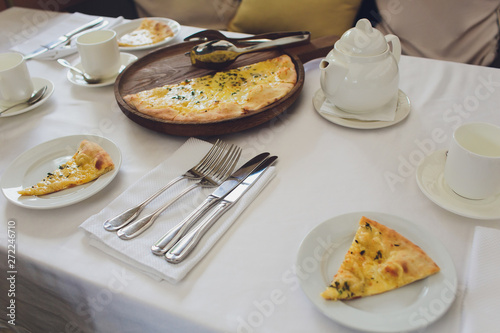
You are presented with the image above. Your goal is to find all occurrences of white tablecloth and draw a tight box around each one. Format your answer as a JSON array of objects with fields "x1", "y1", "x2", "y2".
[{"x1": 1, "y1": 7, "x2": 499, "y2": 333}]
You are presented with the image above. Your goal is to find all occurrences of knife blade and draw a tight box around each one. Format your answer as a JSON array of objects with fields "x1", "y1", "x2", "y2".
[
  {"x1": 151, "y1": 152, "x2": 271, "y2": 255},
  {"x1": 165, "y1": 155, "x2": 277, "y2": 263},
  {"x1": 23, "y1": 17, "x2": 104, "y2": 60}
]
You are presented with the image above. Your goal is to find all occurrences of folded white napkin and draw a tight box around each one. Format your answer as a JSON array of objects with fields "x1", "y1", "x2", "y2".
[
  {"x1": 461, "y1": 226, "x2": 500, "y2": 332},
  {"x1": 320, "y1": 93, "x2": 398, "y2": 122},
  {"x1": 12, "y1": 13, "x2": 124, "y2": 60},
  {"x1": 79, "y1": 137, "x2": 276, "y2": 283}
]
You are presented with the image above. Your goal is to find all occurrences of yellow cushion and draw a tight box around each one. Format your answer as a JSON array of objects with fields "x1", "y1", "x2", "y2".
[{"x1": 227, "y1": 0, "x2": 363, "y2": 38}]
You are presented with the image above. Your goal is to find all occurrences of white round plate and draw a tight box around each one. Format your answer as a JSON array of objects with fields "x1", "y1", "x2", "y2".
[
  {"x1": 67, "y1": 52, "x2": 137, "y2": 87},
  {"x1": 416, "y1": 149, "x2": 500, "y2": 220},
  {"x1": 0, "y1": 77, "x2": 54, "y2": 117},
  {"x1": 296, "y1": 211, "x2": 457, "y2": 332},
  {"x1": 313, "y1": 89, "x2": 411, "y2": 129},
  {"x1": 1, "y1": 135, "x2": 121, "y2": 209},
  {"x1": 112, "y1": 17, "x2": 181, "y2": 51}
]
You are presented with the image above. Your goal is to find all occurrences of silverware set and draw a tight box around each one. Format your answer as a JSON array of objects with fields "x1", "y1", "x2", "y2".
[
  {"x1": 164, "y1": 155, "x2": 277, "y2": 263},
  {"x1": 117, "y1": 142, "x2": 241, "y2": 239},
  {"x1": 23, "y1": 17, "x2": 106, "y2": 60},
  {"x1": 103, "y1": 140, "x2": 277, "y2": 263}
]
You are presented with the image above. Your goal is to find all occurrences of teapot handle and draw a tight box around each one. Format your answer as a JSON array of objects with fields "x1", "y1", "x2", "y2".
[{"x1": 385, "y1": 34, "x2": 401, "y2": 63}]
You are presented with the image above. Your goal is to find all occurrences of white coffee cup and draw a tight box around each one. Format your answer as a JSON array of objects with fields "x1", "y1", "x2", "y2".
[
  {"x1": 0, "y1": 52, "x2": 34, "y2": 106},
  {"x1": 76, "y1": 29, "x2": 121, "y2": 79},
  {"x1": 444, "y1": 122, "x2": 500, "y2": 199}
]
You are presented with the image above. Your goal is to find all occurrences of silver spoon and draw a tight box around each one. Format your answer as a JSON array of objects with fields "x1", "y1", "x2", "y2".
[
  {"x1": 56, "y1": 59, "x2": 102, "y2": 84},
  {"x1": 188, "y1": 33, "x2": 310, "y2": 70},
  {"x1": 0, "y1": 85, "x2": 47, "y2": 115}
]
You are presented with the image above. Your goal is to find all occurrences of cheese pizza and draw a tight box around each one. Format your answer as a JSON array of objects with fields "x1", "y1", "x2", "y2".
[
  {"x1": 123, "y1": 54, "x2": 297, "y2": 123},
  {"x1": 18, "y1": 140, "x2": 115, "y2": 196},
  {"x1": 321, "y1": 216, "x2": 440, "y2": 301},
  {"x1": 118, "y1": 18, "x2": 174, "y2": 47}
]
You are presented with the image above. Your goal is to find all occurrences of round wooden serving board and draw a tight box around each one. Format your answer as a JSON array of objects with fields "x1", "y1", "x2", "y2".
[{"x1": 114, "y1": 35, "x2": 338, "y2": 137}]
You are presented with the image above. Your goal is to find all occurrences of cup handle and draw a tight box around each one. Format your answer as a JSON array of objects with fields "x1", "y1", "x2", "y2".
[{"x1": 385, "y1": 34, "x2": 401, "y2": 63}]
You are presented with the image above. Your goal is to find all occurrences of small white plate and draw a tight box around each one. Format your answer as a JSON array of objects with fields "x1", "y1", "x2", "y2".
[
  {"x1": 1, "y1": 135, "x2": 121, "y2": 209},
  {"x1": 113, "y1": 17, "x2": 181, "y2": 51},
  {"x1": 416, "y1": 149, "x2": 500, "y2": 220},
  {"x1": 313, "y1": 89, "x2": 411, "y2": 129},
  {"x1": 296, "y1": 211, "x2": 457, "y2": 333},
  {"x1": 67, "y1": 52, "x2": 137, "y2": 87},
  {"x1": 0, "y1": 77, "x2": 54, "y2": 117}
]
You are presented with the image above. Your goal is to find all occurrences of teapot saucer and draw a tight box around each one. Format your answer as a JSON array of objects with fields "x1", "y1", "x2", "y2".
[{"x1": 313, "y1": 89, "x2": 411, "y2": 129}]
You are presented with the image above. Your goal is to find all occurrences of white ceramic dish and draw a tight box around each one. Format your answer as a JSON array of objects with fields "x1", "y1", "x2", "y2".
[
  {"x1": 296, "y1": 211, "x2": 457, "y2": 332},
  {"x1": 67, "y1": 52, "x2": 137, "y2": 87},
  {"x1": 313, "y1": 89, "x2": 411, "y2": 129},
  {"x1": 1, "y1": 135, "x2": 121, "y2": 209},
  {"x1": 416, "y1": 149, "x2": 500, "y2": 220},
  {"x1": 113, "y1": 17, "x2": 181, "y2": 51},
  {"x1": 0, "y1": 77, "x2": 54, "y2": 117}
]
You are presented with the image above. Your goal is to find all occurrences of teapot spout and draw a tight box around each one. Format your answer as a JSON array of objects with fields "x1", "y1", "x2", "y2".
[{"x1": 319, "y1": 59, "x2": 348, "y2": 98}]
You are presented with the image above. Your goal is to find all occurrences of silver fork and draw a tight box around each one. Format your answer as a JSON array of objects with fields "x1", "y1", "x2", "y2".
[
  {"x1": 103, "y1": 140, "x2": 228, "y2": 231},
  {"x1": 116, "y1": 144, "x2": 242, "y2": 240}
]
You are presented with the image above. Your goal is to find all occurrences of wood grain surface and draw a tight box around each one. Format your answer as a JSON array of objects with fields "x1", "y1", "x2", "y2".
[{"x1": 114, "y1": 34, "x2": 338, "y2": 137}]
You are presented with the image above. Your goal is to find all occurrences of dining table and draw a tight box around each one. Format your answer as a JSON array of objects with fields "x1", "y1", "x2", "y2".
[{"x1": 1, "y1": 6, "x2": 500, "y2": 333}]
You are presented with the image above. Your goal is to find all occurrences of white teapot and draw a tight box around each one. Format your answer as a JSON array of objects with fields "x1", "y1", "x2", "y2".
[{"x1": 319, "y1": 19, "x2": 401, "y2": 114}]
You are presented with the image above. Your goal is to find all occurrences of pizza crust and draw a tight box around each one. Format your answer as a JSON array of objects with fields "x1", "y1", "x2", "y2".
[
  {"x1": 321, "y1": 216, "x2": 440, "y2": 301},
  {"x1": 123, "y1": 54, "x2": 297, "y2": 123},
  {"x1": 244, "y1": 82, "x2": 295, "y2": 110}
]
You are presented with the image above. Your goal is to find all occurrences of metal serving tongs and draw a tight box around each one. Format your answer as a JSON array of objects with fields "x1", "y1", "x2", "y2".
[
  {"x1": 185, "y1": 30, "x2": 311, "y2": 70},
  {"x1": 184, "y1": 29, "x2": 310, "y2": 45}
]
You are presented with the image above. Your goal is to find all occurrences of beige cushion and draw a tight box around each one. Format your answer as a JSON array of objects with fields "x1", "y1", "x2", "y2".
[{"x1": 227, "y1": 0, "x2": 363, "y2": 38}]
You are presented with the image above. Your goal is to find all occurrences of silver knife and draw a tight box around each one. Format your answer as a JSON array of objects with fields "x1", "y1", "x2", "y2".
[
  {"x1": 165, "y1": 156, "x2": 277, "y2": 263},
  {"x1": 24, "y1": 17, "x2": 104, "y2": 60},
  {"x1": 151, "y1": 152, "x2": 271, "y2": 255}
]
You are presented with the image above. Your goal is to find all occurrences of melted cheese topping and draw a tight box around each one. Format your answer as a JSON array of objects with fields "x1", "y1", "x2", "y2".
[
  {"x1": 321, "y1": 217, "x2": 440, "y2": 301},
  {"x1": 124, "y1": 55, "x2": 296, "y2": 122},
  {"x1": 18, "y1": 141, "x2": 114, "y2": 196},
  {"x1": 19, "y1": 159, "x2": 97, "y2": 196},
  {"x1": 118, "y1": 19, "x2": 173, "y2": 47}
]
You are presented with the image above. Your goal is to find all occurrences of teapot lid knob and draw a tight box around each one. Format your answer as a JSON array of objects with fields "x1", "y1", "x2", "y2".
[{"x1": 336, "y1": 18, "x2": 388, "y2": 56}]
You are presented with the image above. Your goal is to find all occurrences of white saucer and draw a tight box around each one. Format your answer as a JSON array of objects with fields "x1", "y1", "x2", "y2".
[
  {"x1": 0, "y1": 77, "x2": 54, "y2": 117},
  {"x1": 67, "y1": 52, "x2": 137, "y2": 87},
  {"x1": 1, "y1": 134, "x2": 121, "y2": 209},
  {"x1": 113, "y1": 17, "x2": 181, "y2": 51},
  {"x1": 313, "y1": 89, "x2": 411, "y2": 129},
  {"x1": 416, "y1": 149, "x2": 500, "y2": 220}
]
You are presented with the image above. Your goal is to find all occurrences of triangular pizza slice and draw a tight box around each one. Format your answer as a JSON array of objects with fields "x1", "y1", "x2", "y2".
[
  {"x1": 118, "y1": 18, "x2": 174, "y2": 47},
  {"x1": 18, "y1": 140, "x2": 114, "y2": 196},
  {"x1": 321, "y1": 216, "x2": 440, "y2": 300}
]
